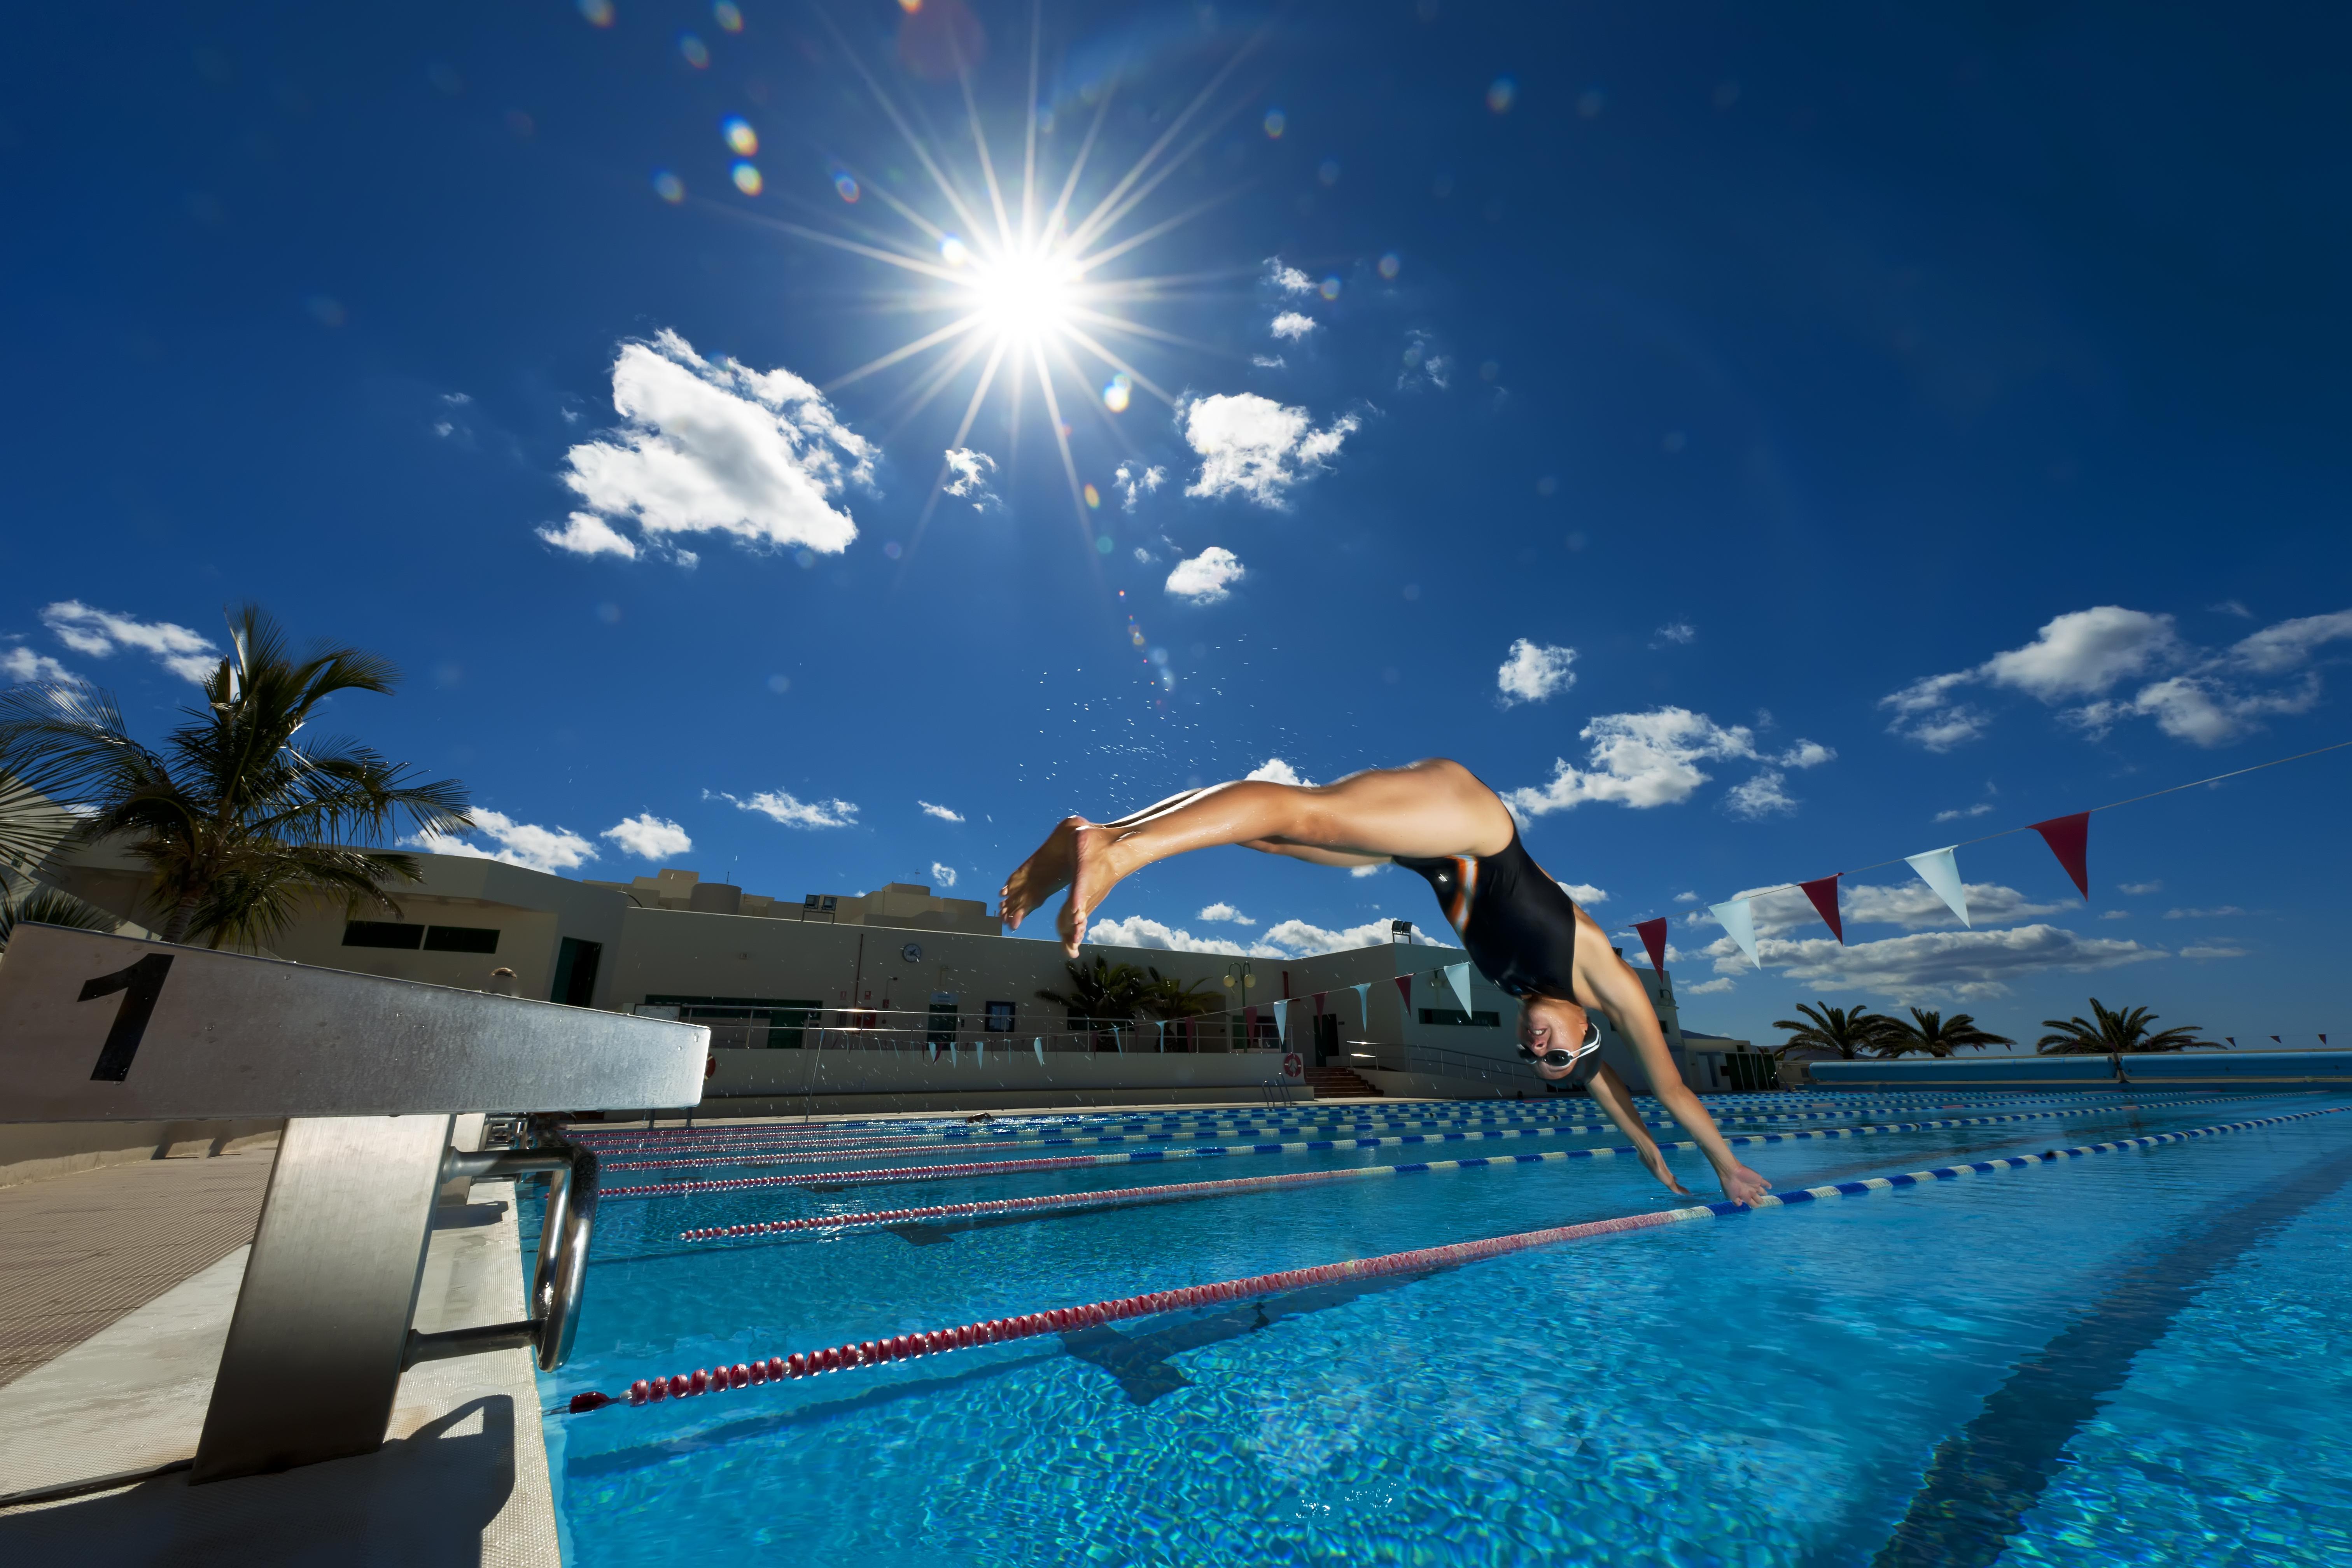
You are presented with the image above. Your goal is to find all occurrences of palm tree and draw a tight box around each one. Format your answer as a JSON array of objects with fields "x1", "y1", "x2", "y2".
[
  {"x1": 0, "y1": 606, "x2": 470, "y2": 950},
  {"x1": 0, "y1": 771, "x2": 79, "y2": 880},
  {"x1": 1036, "y1": 954, "x2": 1153, "y2": 1026},
  {"x1": 2037, "y1": 998, "x2": 2220, "y2": 1055},
  {"x1": 1771, "y1": 1002, "x2": 1902, "y2": 1061},
  {"x1": 0, "y1": 878, "x2": 119, "y2": 953},
  {"x1": 1139, "y1": 967, "x2": 1220, "y2": 1022},
  {"x1": 1874, "y1": 1008, "x2": 2015, "y2": 1059}
]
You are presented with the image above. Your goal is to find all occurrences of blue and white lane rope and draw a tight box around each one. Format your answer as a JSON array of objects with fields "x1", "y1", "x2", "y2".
[
  {"x1": 579, "y1": 1088, "x2": 2180, "y2": 1149},
  {"x1": 571, "y1": 1103, "x2": 2352, "y2": 1412},
  {"x1": 597, "y1": 1090, "x2": 2286, "y2": 1175},
  {"x1": 590, "y1": 1094, "x2": 2226, "y2": 1169},
  {"x1": 672, "y1": 1094, "x2": 2300, "y2": 1239},
  {"x1": 607, "y1": 1092, "x2": 2274, "y2": 1201}
]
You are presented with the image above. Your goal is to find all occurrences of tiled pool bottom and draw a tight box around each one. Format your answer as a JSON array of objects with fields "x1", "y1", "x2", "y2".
[{"x1": 539, "y1": 1094, "x2": 2352, "y2": 1566}]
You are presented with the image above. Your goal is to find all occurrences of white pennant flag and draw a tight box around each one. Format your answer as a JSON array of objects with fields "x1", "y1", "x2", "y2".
[
  {"x1": 1154, "y1": 1018, "x2": 1166, "y2": 1052},
  {"x1": 1272, "y1": 998, "x2": 1292, "y2": 1044},
  {"x1": 1712, "y1": 898, "x2": 1762, "y2": 969},
  {"x1": 1033, "y1": 1036, "x2": 1045, "y2": 1064},
  {"x1": 1352, "y1": 981, "x2": 1372, "y2": 1033},
  {"x1": 1905, "y1": 845, "x2": 1971, "y2": 927},
  {"x1": 1442, "y1": 962, "x2": 1476, "y2": 1015}
]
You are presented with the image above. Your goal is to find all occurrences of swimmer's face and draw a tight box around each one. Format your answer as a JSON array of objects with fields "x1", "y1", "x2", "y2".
[{"x1": 1518, "y1": 996, "x2": 1591, "y2": 1080}]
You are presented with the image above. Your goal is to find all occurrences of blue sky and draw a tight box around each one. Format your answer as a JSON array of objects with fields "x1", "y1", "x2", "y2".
[{"x1": 5, "y1": 1, "x2": 2348, "y2": 1048}]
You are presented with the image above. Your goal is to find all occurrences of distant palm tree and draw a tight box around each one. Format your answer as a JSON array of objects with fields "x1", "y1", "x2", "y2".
[
  {"x1": 0, "y1": 606, "x2": 470, "y2": 950},
  {"x1": 0, "y1": 771, "x2": 80, "y2": 880},
  {"x1": 1139, "y1": 967, "x2": 1220, "y2": 1022},
  {"x1": 1772, "y1": 1002, "x2": 1901, "y2": 1061},
  {"x1": 1874, "y1": 1008, "x2": 2015, "y2": 1059},
  {"x1": 2037, "y1": 998, "x2": 2220, "y2": 1055},
  {"x1": 1036, "y1": 954, "x2": 1153, "y2": 1026}
]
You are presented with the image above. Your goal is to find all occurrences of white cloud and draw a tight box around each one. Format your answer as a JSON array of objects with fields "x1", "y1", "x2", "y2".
[
  {"x1": 2163, "y1": 905, "x2": 2244, "y2": 919},
  {"x1": 1269, "y1": 311, "x2": 1317, "y2": 341},
  {"x1": 1244, "y1": 757, "x2": 1310, "y2": 786},
  {"x1": 1502, "y1": 708, "x2": 1827, "y2": 817},
  {"x1": 918, "y1": 800, "x2": 965, "y2": 822},
  {"x1": 39, "y1": 602, "x2": 217, "y2": 682},
  {"x1": 930, "y1": 862, "x2": 957, "y2": 887},
  {"x1": 1084, "y1": 915, "x2": 1253, "y2": 957},
  {"x1": 2177, "y1": 943, "x2": 2246, "y2": 960},
  {"x1": 1114, "y1": 463, "x2": 1166, "y2": 512},
  {"x1": 1673, "y1": 891, "x2": 1699, "y2": 903},
  {"x1": 729, "y1": 790, "x2": 859, "y2": 829},
  {"x1": 1495, "y1": 639, "x2": 1577, "y2": 705},
  {"x1": 1198, "y1": 902, "x2": 1255, "y2": 925},
  {"x1": 545, "y1": 329, "x2": 871, "y2": 562},
  {"x1": 537, "y1": 511, "x2": 640, "y2": 558},
  {"x1": 1685, "y1": 977, "x2": 1736, "y2": 995},
  {"x1": 1166, "y1": 546, "x2": 1246, "y2": 605},
  {"x1": 1654, "y1": 620, "x2": 1696, "y2": 646},
  {"x1": 1563, "y1": 882, "x2": 1606, "y2": 905},
  {"x1": 2210, "y1": 599, "x2": 2253, "y2": 619},
  {"x1": 600, "y1": 813, "x2": 691, "y2": 859},
  {"x1": 1252, "y1": 354, "x2": 1287, "y2": 369},
  {"x1": 1182, "y1": 393, "x2": 1358, "y2": 508},
  {"x1": 1264, "y1": 257, "x2": 1315, "y2": 294},
  {"x1": 2119, "y1": 881, "x2": 2163, "y2": 895},
  {"x1": 942, "y1": 447, "x2": 1002, "y2": 511},
  {"x1": 409, "y1": 808, "x2": 597, "y2": 873},
  {"x1": 1259, "y1": 917, "x2": 1456, "y2": 957},
  {"x1": 1724, "y1": 772, "x2": 1797, "y2": 819},
  {"x1": 1349, "y1": 863, "x2": 1387, "y2": 878},
  {"x1": 1709, "y1": 923, "x2": 2164, "y2": 1001},
  {"x1": 1775, "y1": 741, "x2": 1835, "y2": 769},
  {"x1": 2100, "y1": 909, "x2": 2132, "y2": 920},
  {"x1": 1884, "y1": 603, "x2": 2352, "y2": 751},
  {"x1": 1934, "y1": 803, "x2": 1995, "y2": 822},
  {"x1": 2, "y1": 645, "x2": 72, "y2": 683}
]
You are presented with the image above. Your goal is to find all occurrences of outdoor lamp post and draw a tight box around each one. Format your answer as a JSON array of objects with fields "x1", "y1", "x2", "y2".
[{"x1": 1222, "y1": 959, "x2": 1256, "y2": 1050}]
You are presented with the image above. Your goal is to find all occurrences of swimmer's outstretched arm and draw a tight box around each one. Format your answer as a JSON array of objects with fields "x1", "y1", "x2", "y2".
[
  {"x1": 999, "y1": 758, "x2": 1512, "y2": 956},
  {"x1": 1580, "y1": 1060, "x2": 1694, "y2": 1197},
  {"x1": 1570, "y1": 912, "x2": 1772, "y2": 1207}
]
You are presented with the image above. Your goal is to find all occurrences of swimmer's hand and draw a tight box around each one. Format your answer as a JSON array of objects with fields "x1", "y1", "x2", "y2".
[
  {"x1": 1636, "y1": 1143, "x2": 1693, "y2": 1197},
  {"x1": 1717, "y1": 1161, "x2": 1772, "y2": 1208}
]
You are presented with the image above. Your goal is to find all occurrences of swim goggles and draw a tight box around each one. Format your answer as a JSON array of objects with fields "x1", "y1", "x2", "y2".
[{"x1": 1517, "y1": 1019, "x2": 1603, "y2": 1070}]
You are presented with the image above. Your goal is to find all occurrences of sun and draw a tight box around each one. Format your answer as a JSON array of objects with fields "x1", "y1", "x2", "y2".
[
  {"x1": 962, "y1": 245, "x2": 1082, "y2": 345},
  {"x1": 730, "y1": 8, "x2": 1263, "y2": 539}
]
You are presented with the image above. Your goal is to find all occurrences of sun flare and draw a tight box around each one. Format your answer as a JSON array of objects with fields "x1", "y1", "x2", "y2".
[{"x1": 964, "y1": 245, "x2": 1082, "y2": 345}]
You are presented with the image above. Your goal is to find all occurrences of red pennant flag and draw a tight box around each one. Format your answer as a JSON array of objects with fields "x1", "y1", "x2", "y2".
[
  {"x1": 2029, "y1": 812, "x2": 2091, "y2": 900},
  {"x1": 2225, "y1": 1037, "x2": 2236, "y2": 1047},
  {"x1": 1633, "y1": 917, "x2": 1670, "y2": 975},
  {"x1": 2271, "y1": 1035, "x2": 2282, "y2": 1044},
  {"x1": 1312, "y1": 991, "x2": 1326, "y2": 1015},
  {"x1": 1394, "y1": 975, "x2": 1412, "y2": 1008},
  {"x1": 2322, "y1": 1034, "x2": 2330, "y2": 1045},
  {"x1": 1799, "y1": 875, "x2": 1844, "y2": 944}
]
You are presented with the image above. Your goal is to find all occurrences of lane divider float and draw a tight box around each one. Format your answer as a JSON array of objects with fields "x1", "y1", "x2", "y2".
[{"x1": 564, "y1": 1102, "x2": 2351, "y2": 1412}]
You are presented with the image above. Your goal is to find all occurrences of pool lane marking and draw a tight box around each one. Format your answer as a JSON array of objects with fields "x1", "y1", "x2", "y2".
[
  {"x1": 593, "y1": 1095, "x2": 2243, "y2": 1170},
  {"x1": 567, "y1": 1103, "x2": 2352, "y2": 1412},
  {"x1": 667, "y1": 1094, "x2": 2272, "y2": 1238},
  {"x1": 609, "y1": 1092, "x2": 2271, "y2": 1204},
  {"x1": 578, "y1": 1091, "x2": 2184, "y2": 1153}
]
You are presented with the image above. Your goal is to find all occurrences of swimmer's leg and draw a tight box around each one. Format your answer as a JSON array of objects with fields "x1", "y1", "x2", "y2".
[{"x1": 1005, "y1": 758, "x2": 1514, "y2": 956}]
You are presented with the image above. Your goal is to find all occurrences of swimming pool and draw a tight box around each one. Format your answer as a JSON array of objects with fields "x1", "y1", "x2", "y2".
[{"x1": 538, "y1": 1089, "x2": 2352, "y2": 1565}]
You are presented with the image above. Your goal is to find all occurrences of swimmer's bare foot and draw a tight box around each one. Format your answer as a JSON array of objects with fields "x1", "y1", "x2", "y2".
[
  {"x1": 1000, "y1": 816, "x2": 1087, "y2": 931},
  {"x1": 1055, "y1": 823, "x2": 1123, "y2": 958}
]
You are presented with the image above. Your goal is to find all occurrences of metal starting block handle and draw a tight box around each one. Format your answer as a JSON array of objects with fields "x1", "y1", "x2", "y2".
[{"x1": 404, "y1": 1136, "x2": 601, "y2": 1373}]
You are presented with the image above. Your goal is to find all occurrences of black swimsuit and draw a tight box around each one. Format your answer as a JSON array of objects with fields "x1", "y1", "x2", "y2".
[{"x1": 1395, "y1": 833, "x2": 1580, "y2": 1000}]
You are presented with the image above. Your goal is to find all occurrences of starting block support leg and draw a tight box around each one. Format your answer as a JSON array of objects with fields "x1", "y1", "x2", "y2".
[{"x1": 190, "y1": 1113, "x2": 453, "y2": 1482}]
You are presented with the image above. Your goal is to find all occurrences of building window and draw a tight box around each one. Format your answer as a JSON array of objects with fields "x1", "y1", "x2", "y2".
[
  {"x1": 1419, "y1": 1007, "x2": 1502, "y2": 1028},
  {"x1": 552, "y1": 937, "x2": 602, "y2": 1007},
  {"x1": 984, "y1": 1000, "x2": 1016, "y2": 1032},
  {"x1": 343, "y1": 920, "x2": 424, "y2": 949},
  {"x1": 928, "y1": 994, "x2": 959, "y2": 1048},
  {"x1": 422, "y1": 924, "x2": 500, "y2": 954},
  {"x1": 643, "y1": 994, "x2": 822, "y2": 1048}
]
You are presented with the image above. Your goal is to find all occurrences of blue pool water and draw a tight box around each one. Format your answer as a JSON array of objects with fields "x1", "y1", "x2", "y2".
[{"x1": 534, "y1": 1090, "x2": 2352, "y2": 1566}]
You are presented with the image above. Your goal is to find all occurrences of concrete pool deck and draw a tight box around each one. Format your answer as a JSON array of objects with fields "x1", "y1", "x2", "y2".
[{"x1": 0, "y1": 1153, "x2": 560, "y2": 1566}]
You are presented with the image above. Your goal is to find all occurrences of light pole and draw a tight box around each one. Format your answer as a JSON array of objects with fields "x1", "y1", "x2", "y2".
[{"x1": 1221, "y1": 959, "x2": 1256, "y2": 1051}]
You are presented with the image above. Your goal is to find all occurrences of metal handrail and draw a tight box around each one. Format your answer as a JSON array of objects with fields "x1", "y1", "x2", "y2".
[{"x1": 403, "y1": 1129, "x2": 600, "y2": 1372}]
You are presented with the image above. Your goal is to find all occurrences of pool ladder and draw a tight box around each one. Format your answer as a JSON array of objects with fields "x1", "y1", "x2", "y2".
[{"x1": 402, "y1": 1130, "x2": 600, "y2": 1373}]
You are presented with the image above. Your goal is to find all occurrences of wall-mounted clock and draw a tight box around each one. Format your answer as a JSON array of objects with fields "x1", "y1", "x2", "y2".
[{"x1": 901, "y1": 942, "x2": 923, "y2": 963}]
